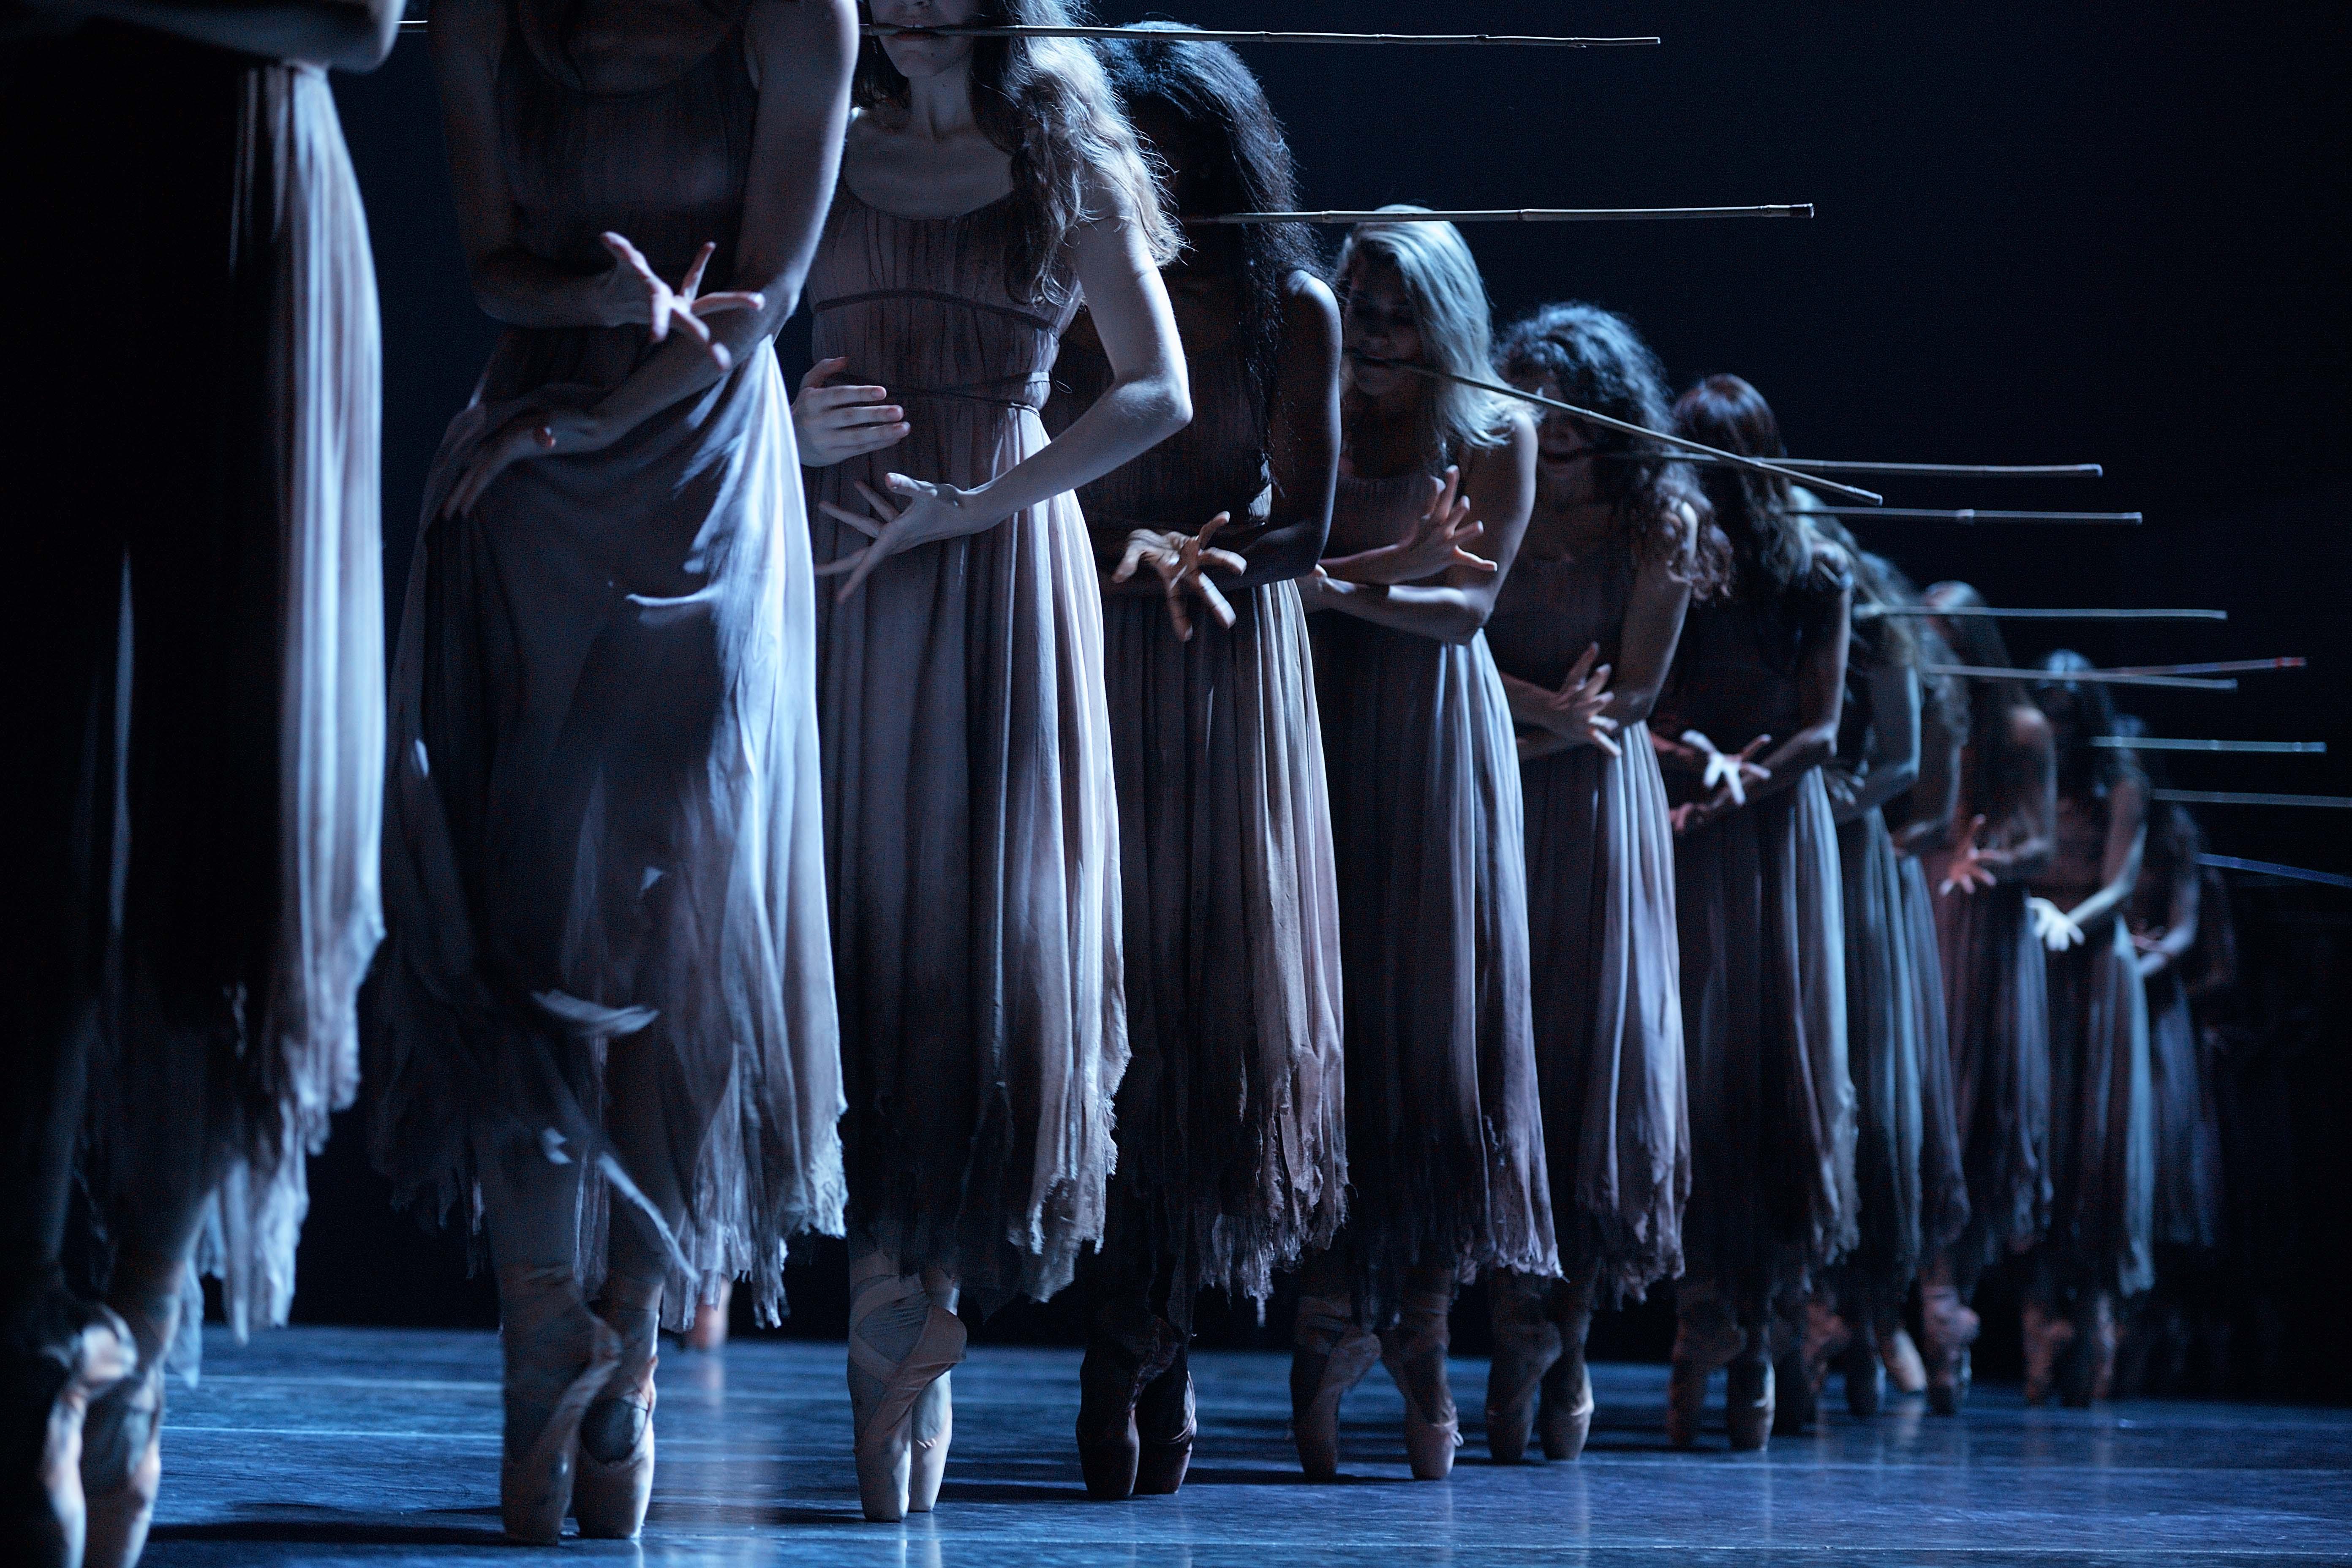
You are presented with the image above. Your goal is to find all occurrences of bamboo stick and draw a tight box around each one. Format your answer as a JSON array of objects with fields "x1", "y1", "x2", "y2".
[
  {"x1": 1810, "y1": 506, "x2": 2142, "y2": 524},
  {"x1": 865, "y1": 24, "x2": 1663, "y2": 46},
  {"x1": 2199, "y1": 854, "x2": 2352, "y2": 890},
  {"x1": 2105, "y1": 657, "x2": 2306, "y2": 678},
  {"x1": 1921, "y1": 664, "x2": 2237, "y2": 691},
  {"x1": 1210, "y1": 205, "x2": 1808, "y2": 224},
  {"x1": 2093, "y1": 738, "x2": 2325, "y2": 754},
  {"x1": 1684, "y1": 458, "x2": 2103, "y2": 479},
  {"x1": 1861, "y1": 607, "x2": 2225, "y2": 621},
  {"x1": 2158, "y1": 790, "x2": 2352, "y2": 810}
]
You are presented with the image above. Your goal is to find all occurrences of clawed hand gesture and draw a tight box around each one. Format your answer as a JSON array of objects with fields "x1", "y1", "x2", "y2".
[
  {"x1": 1112, "y1": 512, "x2": 1247, "y2": 642},
  {"x1": 2027, "y1": 895, "x2": 2087, "y2": 952},
  {"x1": 793, "y1": 357, "x2": 910, "y2": 466},
  {"x1": 600, "y1": 233, "x2": 763, "y2": 370},
  {"x1": 1663, "y1": 731, "x2": 1771, "y2": 835},
  {"x1": 1527, "y1": 644, "x2": 1620, "y2": 757},
  {"x1": 817, "y1": 474, "x2": 995, "y2": 601},
  {"x1": 1386, "y1": 466, "x2": 1495, "y2": 581},
  {"x1": 1936, "y1": 815, "x2": 2010, "y2": 896}
]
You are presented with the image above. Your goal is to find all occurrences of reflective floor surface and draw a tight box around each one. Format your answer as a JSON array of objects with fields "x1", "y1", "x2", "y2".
[{"x1": 145, "y1": 1327, "x2": 2350, "y2": 1566}]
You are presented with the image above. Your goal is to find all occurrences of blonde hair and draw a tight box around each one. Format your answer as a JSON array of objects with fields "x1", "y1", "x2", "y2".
[{"x1": 1336, "y1": 207, "x2": 1511, "y2": 457}]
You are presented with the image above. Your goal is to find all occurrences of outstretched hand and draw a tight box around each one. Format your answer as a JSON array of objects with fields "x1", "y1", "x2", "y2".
[
  {"x1": 793, "y1": 357, "x2": 909, "y2": 466},
  {"x1": 1936, "y1": 815, "x2": 2004, "y2": 896},
  {"x1": 1112, "y1": 512, "x2": 1247, "y2": 642},
  {"x1": 1386, "y1": 465, "x2": 1496, "y2": 580},
  {"x1": 1528, "y1": 644, "x2": 1620, "y2": 757},
  {"x1": 816, "y1": 473, "x2": 999, "y2": 601},
  {"x1": 600, "y1": 233, "x2": 763, "y2": 370},
  {"x1": 2028, "y1": 895, "x2": 2087, "y2": 953}
]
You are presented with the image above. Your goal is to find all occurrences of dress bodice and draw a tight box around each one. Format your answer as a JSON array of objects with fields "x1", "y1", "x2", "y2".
[
  {"x1": 1326, "y1": 467, "x2": 1440, "y2": 569},
  {"x1": 2043, "y1": 788, "x2": 2113, "y2": 900},
  {"x1": 1656, "y1": 552, "x2": 1848, "y2": 750},
  {"x1": 1061, "y1": 318, "x2": 1269, "y2": 544},
  {"x1": 1484, "y1": 531, "x2": 1638, "y2": 690}
]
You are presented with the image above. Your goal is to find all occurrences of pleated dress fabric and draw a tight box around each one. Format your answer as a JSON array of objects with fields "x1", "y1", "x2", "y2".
[
  {"x1": 2035, "y1": 795, "x2": 2156, "y2": 1297},
  {"x1": 1306, "y1": 470, "x2": 1556, "y2": 1312},
  {"x1": 1898, "y1": 848, "x2": 1973, "y2": 1260},
  {"x1": 372, "y1": 12, "x2": 843, "y2": 1328},
  {"x1": 2132, "y1": 866, "x2": 2225, "y2": 1253},
  {"x1": 1652, "y1": 555, "x2": 1856, "y2": 1320},
  {"x1": 1920, "y1": 743, "x2": 2053, "y2": 1286},
  {"x1": 1045, "y1": 333, "x2": 1347, "y2": 1325},
  {"x1": 806, "y1": 189, "x2": 1125, "y2": 1306},
  {"x1": 1482, "y1": 537, "x2": 1688, "y2": 1304},
  {"x1": 2, "y1": 25, "x2": 384, "y2": 1341}
]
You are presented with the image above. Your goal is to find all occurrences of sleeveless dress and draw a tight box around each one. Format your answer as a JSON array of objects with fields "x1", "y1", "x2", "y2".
[
  {"x1": 1889, "y1": 694, "x2": 1972, "y2": 1266},
  {"x1": 2, "y1": 22, "x2": 383, "y2": 1339},
  {"x1": 1306, "y1": 469, "x2": 1555, "y2": 1310},
  {"x1": 2032, "y1": 791, "x2": 2156, "y2": 1296},
  {"x1": 1919, "y1": 728, "x2": 2053, "y2": 1288},
  {"x1": 807, "y1": 188, "x2": 1125, "y2": 1306},
  {"x1": 372, "y1": 8, "x2": 843, "y2": 1327},
  {"x1": 1044, "y1": 321, "x2": 1347, "y2": 1323},
  {"x1": 2132, "y1": 856, "x2": 2224, "y2": 1253},
  {"x1": 1652, "y1": 557, "x2": 1856, "y2": 1319},
  {"x1": 1482, "y1": 535, "x2": 1687, "y2": 1304}
]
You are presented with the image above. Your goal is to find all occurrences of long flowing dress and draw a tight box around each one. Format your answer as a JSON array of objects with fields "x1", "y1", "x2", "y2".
[
  {"x1": 370, "y1": 10, "x2": 842, "y2": 1328},
  {"x1": 807, "y1": 189, "x2": 1126, "y2": 1306},
  {"x1": 1918, "y1": 730, "x2": 2052, "y2": 1290},
  {"x1": 2, "y1": 22, "x2": 383, "y2": 1339},
  {"x1": 2133, "y1": 856, "x2": 2226, "y2": 1255},
  {"x1": 2032, "y1": 792, "x2": 2156, "y2": 1298},
  {"x1": 1652, "y1": 556, "x2": 1855, "y2": 1321},
  {"x1": 1482, "y1": 538, "x2": 1687, "y2": 1304},
  {"x1": 1044, "y1": 327, "x2": 1347, "y2": 1324},
  {"x1": 1307, "y1": 469, "x2": 1555, "y2": 1312}
]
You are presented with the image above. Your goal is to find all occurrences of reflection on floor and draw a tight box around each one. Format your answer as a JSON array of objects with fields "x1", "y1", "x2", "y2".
[{"x1": 146, "y1": 1327, "x2": 2349, "y2": 1566}]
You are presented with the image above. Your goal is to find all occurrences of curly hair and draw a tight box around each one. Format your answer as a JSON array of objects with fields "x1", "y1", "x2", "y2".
[
  {"x1": 1493, "y1": 301, "x2": 1722, "y2": 589},
  {"x1": 855, "y1": 0, "x2": 1178, "y2": 304}
]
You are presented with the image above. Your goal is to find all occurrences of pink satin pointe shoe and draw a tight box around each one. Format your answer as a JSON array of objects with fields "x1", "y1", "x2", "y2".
[
  {"x1": 1666, "y1": 1282, "x2": 1744, "y2": 1449},
  {"x1": 846, "y1": 1262, "x2": 964, "y2": 1523},
  {"x1": 81, "y1": 1250, "x2": 189, "y2": 1568},
  {"x1": 6, "y1": 1277, "x2": 135, "y2": 1568},
  {"x1": 1921, "y1": 1280, "x2": 1980, "y2": 1416},
  {"x1": 681, "y1": 1278, "x2": 731, "y2": 1353},
  {"x1": 1482, "y1": 1272, "x2": 1560, "y2": 1465},
  {"x1": 1131, "y1": 1348, "x2": 1195, "y2": 1496},
  {"x1": 496, "y1": 1263, "x2": 623, "y2": 1545},
  {"x1": 574, "y1": 1271, "x2": 662, "y2": 1540},
  {"x1": 1378, "y1": 1282, "x2": 1461, "y2": 1481},
  {"x1": 1076, "y1": 1310, "x2": 1181, "y2": 1500},
  {"x1": 1290, "y1": 1292, "x2": 1379, "y2": 1482},
  {"x1": 1880, "y1": 1323, "x2": 1928, "y2": 1396},
  {"x1": 2021, "y1": 1298, "x2": 2077, "y2": 1407}
]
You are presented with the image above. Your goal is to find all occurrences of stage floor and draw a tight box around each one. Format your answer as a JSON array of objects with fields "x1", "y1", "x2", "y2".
[{"x1": 145, "y1": 1326, "x2": 2348, "y2": 1566}]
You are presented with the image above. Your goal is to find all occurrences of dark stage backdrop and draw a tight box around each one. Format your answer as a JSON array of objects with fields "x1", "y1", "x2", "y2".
[{"x1": 297, "y1": 3, "x2": 2352, "y2": 1397}]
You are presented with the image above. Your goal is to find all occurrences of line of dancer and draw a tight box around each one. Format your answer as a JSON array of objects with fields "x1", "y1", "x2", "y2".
[{"x1": 3, "y1": 2, "x2": 2237, "y2": 1563}]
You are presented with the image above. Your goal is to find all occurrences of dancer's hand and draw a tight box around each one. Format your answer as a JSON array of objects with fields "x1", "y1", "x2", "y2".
[
  {"x1": 793, "y1": 357, "x2": 909, "y2": 466},
  {"x1": 816, "y1": 474, "x2": 999, "y2": 600},
  {"x1": 441, "y1": 403, "x2": 604, "y2": 518},
  {"x1": 1384, "y1": 466, "x2": 1495, "y2": 581},
  {"x1": 599, "y1": 234, "x2": 762, "y2": 369},
  {"x1": 1111, "y1": 513, "x2": 1247, "y2": 642},
  {"x1": 1526, "y1": 644, "x2": 1620, "y2": 757},
  {"x1": 1684, "y1": 731, "x2": 1771, "y2": 805},
  {"x1": 2027, "y1": 895, "x2": 2086, "y2": 952},
  {"x1": 1936, "y1": 816, "x2": 2003, "y2": 896}
]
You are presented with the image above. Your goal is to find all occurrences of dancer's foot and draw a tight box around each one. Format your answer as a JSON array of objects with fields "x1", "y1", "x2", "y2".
[
  {"x1": 1075, "y1": 1309, "x2": 1180, "y2": 1501},
  {"x1": 1289, "y1": 1293, "x2": 1377, "y2": 1482},
  {"x1": 906, "y1": 1273, "x2": 958, "y2": 1514},
  {"x1": 2020, "y1": 1298, "x2": 2077, "y2": 1407},
  {"x1": 496, "y1": 1264, "x2": 622, "y2": 1545},
  {"x1": 1920, "y1": 1281, "x2": 1979, "y2": 1416},
  {"x1": 1772, "y1": 1298, "x2": 1850, "y2": 1436},
  {"x1": 1481, "y1": 1272, "x2": 1559, "y2": 1464},
  {"x1": 1131, "y1": 1346, "x2": 1194, "y2": 1496},
  {"x1": 3, "y1": 1276, "x2": 135, "y2": 1568},
  {"x1": 81, "y1": 1250, "x2": 188, "y2": 1568},
  {"x1": 1840, "y1": 1318, "x2": 1886, "y2": 1418},
  {"x1": 2064, "y1": 1292, "x2": 2118, "y2": 1407},
  {"x1": 681, "y1": 1279, "x2": 731, "y2": 1353},
  {"x1": 846, "y1": 1259, "x2": 964, "y2": 1523},
  {"x1": 1724, "y1": 1339, "x2": 1775, "y2": 1452},
  {"x1": 1535, "y1": 1349, "x2": 1594, "y2": 1462},
  {"x1": 574, "y1": 1272, "x2": 661, "y2": 1540},
  {"x1": 1665, "y1": 1282, "x2": 1742, "y2": 1449},
  {"x1": 1378, "y1": 1279, "x2": 1460, "y2": 1481},
  {"x1": 1880, "y1": 1325, "x2": 1927, "y2": 1395}
]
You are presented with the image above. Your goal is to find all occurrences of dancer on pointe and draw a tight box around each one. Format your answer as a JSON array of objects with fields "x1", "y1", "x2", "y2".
[
  {"x1": 1913, "y1": 581, "x2": 2058, "y2": 1413},
  {"x1": 2016, "y1": 652, "x2": 2153, "y2": 1405},
  {"x1": 1289, "y1": 211, "x2": 1553, "y2": 1483},
  {"x1": 1039, "y1": 28, "x2": 1347, "y2": 1501},
  {"x1": 1786, "y1": 510, "x2": 1969, "y2": 1424},
  {"x1": 792, "y1": 0, "x2": 1187, "y2": 1523},
  {"x1": 2, "y1": 3, "x2": 399, "y2": 1563},
  {"x1": 370, "y1": 0, "x2": 856, "y2": 1542},
  {"x1": 1651, "y1": 375, "x2": 1855, "y2": 1451},
  {"x1": 1478, "y1": 304, "x2": 1709, "y2": 1462}
]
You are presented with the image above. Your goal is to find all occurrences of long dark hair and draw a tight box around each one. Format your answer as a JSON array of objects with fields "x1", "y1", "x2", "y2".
[
  {"x1": 1670, "y1": 374, "x2": 1813, "y2": 593},
  {"x1": 1493, "y1": 302, "x2": 1723, "y2": 588},
  {"x1": 1923, "y1": 579, "x2": 2035, "y2": 804},
  {"x1": 854, "y1": 0, "x2": 1177, "y2": 304},
  {"x1": 2038, "y1": 648, "x2": 2143, "y2": 800},
  {"x1": 1094, "y1": 25, "x2": 1316, "y2": 411}
]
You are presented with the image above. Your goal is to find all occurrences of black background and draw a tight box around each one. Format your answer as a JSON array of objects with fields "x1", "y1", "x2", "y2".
[{"x1": 295, "y1": 3, "x2": 2352, "y2": 1396}]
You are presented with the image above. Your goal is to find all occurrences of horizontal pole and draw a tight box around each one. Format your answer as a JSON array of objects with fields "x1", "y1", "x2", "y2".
[
  {"x1": 1921, "y1": 664, "x2": 2236, "y2": 691},
  {"x1": 2199, "y1": 854, "x2": 2352, "y2": 890},
  {"x1": 2093, "y1": 737, "x2": 2325, "y2": 754},
  {"x1": 1210, "y1": 205, "x2": 1808, "y2": 224},
  {"x1": 866, "y1": 24, "x2": 1663, "y2": 46},
  {"x1": 2159, "y1": 790, "x2": 2352, "y2": 810},
  {"x1": 1678, "y1": 457, "x2": 2103, "y2": 478},
  {"x1": 2105, "y1": 657, "x2": 2306, "y2": 678},
  {"x1": 1810, "y1": 506, "x2": 2142, "y2": 524},
  {"x1": 1860, "y1": 607, "x2": 2225, "y2": 621}
]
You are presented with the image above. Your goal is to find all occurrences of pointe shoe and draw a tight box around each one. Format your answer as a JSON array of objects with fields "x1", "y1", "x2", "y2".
[
  {"x1": 1724, "y1": 1345, "x2": 1775, "y2": 1452},
  {"x1": 5, "y1": 1279, "x2": 136, "y2": 1568},
  {"x1": 1482, "y1": 1272, "x2": 1560, "y2": 1464},
  {"x1": 497, "y1": 1264, "x2": 623, "y2": 1545},
  {"x1": 847, "y1": 1266, "x2": 965, "y2": 1523},
  {"x1": 1920, "y1": 1283, "x2": 1979, "y2": 1416},
  {"x1": 1880, "y1": 1325, "x2": 1927, "y2": 1395},
  {"x1": 1290, "y1": 1293, "x2": 1379, "y2": 1482},
  {"x1": 1132, "y1": 1347, "x2": 1195, "y2": 1496},
  {"x1": 1535, "y1": 1351, "x2": 1595, "y2": 1462},
  {"x1": 1076, "y1": 1315, "x2": 1181, "y2": 1502},
  {"x1": 1773, "y1": 1299, "x2": 1850, "y2": 1436},
  {"x1": 1378, "y1": 1282, "x2": 1462, "y2": 1481},
  {"x1": 1665, "y1": 1283, "x2": 1743, "y2": 1449},
  {"x1": 82, "y1": 1251, "x2": 189, "y2": 1568},
  {"x1": 574, "y1": 1272, "x2": 662, "y2": 1540},
  {"x1": 1841, "y1": 1323, "x2": 1886, "y2": 1418},
  {"x1": 2064, "y1": 1293, "x2": 2118, "y2": 1408},
  {"x1": 907, "y1": 1273, "x2": 958, "y2": 1515},
  {"x1": 681, "y1": 1279, "x2": 731, "y2": 1353},
  {"x1": 2020, "y1": 1299, "x2": 2077, "y2": 1407}
]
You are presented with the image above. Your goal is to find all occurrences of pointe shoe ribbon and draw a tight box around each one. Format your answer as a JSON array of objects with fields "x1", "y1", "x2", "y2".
[
  {"x1": 1379, "y1": 1288, "x2": 1462, "y2": 1481},
  {"x1": 574, "y1": 1271, "x2": 663, "y2": 1540},
  {"x1": 847, "y1": 1270, "x2": 965, "y2": 1523},
  {"x1": 497, "y1": 1264, "x2": 623, "y2": 1545},
  {"x1": 1290, "y1": 1293, "x2": 1379, "y2": 1483},
  {"x1": 82, "y1": 1251, "x2": 189, "y2": 1568}
]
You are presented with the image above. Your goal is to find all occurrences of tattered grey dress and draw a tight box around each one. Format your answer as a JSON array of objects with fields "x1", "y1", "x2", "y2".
[
  {"x1": 2132, "y1": 860, "x2": 2225, "y2": 1253},
  {"x1": 807, "y1": 190, "x2": 1125, "y2": 1304},
  {"x1": 1046, "y1": 328, "x2": 1347, "y2": 1323},
  {"x1": 372, "y1": 11, "x2": 843, "y2": 1327},
  {"x1": 1305, "y1": 468, "x2": 1555, "y2": 1309},
  {"x1": 1653, "y1": 555, "x2": 1856, "y2": 1318},
  {"x1": 1483, "y1": 536, "x2": 1688, "y2": 1304}
]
